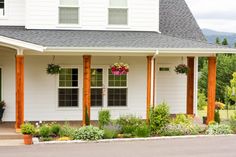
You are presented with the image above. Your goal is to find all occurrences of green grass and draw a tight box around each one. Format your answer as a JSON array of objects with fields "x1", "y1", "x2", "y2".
[{"x1": 197, "y1": 110, "x2": 236, "y2": 120}]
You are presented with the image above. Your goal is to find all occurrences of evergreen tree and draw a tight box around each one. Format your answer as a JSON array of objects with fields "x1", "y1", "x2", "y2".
[
  {"x1": 222, "y1": 38, "x2": 228, "y2": 45},
  {"x1": 215, "y1": 37, "x2": 221, "y2": 45}
]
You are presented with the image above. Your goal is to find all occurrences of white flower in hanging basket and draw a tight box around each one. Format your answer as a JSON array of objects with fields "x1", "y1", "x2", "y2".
[
  {"x1": 47, "y1": 64, "x2": 62, "y2": 75},
  {"x1": 110, "y1": 62, "x2": 129, "y2": 76}
]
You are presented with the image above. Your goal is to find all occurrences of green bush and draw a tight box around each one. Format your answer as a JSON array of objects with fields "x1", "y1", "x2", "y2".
[
  {"x1": 98, "y1": 109, "x2": 111, "y2": 129},
  {"x1": 116, "y1": 115, "x2": 143, "y2": 135},
  {"x1": 59, "y1": 123, "x2": 76, "y2": 139},
  {"x1": 74, "y1": 125, "x2": 104, "y2": 141},
  {"x1": 133, "y1": 123, "x2": 150, "y2": 137},
  {"x1": 197, "y1": 91, "x2": 207, "y2": 110},
  {"x1": 20, "y1": 123, "x2": 36, "y2": 135},
  {"x1": 214, "y1": 110, "x2": 221, "y2": 124},
  {"x1": 150, "y1": 103, "x2": 170, "y2": 135},
  {"x1": 229, "y1": 112, "x2": 236, "y2": 133},
  {"x1": 171, "y1": 114, "x2": 193, "y2": 125},
  {"x1": 206, "y1": 124, "x2": 233, "y2": 135},
  {"x1": 50, "y1": 123, "x2": 61, "y2": 136},
  {"x1": 103, "y1": 122, "x2": 120, "y2": 139},
  {"x1": 159, "y1": 123, "x2": 202, "y2": 136},
  {"x1": 39, "y1": 124, "x2": 51, "y2": 138}
]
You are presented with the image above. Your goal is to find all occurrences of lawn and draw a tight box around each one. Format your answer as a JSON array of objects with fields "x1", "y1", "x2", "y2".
[{"x1": 197, "y1": 110, "x2": 236, "y2": 120}]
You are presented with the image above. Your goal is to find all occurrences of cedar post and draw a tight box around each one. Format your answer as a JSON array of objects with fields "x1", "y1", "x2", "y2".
[
  {"x1": 186, "y1": 57, "x2": 194, "y2": 115},
  {"x1": 207, "y1": 57, "x2": 217, "y2": 124},
  {"x1": 15, "y1": 55, "x2": 24, "y2": 130},
  {"x1": 83, "y1": 55, "x2": 91, "y2": 125},
  {"x1": 146, "y1": 56, "x2": 152, "y2": 122}
]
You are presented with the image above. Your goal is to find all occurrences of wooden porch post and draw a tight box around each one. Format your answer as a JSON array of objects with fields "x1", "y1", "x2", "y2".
[
  {"x1": 83, "y1": 55, "x2": 91, "y2": 125},
  {"x1": 15, "y1": 55, "x2": 24, "y2": 130},
  {"x1": 146, "y1": 56, "x2": 152, "y2": 122},
  {"x1": 207, "y1": 57, "x2": 217, "y2": 124},
  {"x1": 186, "y1": 57, "x2": 194, "y2": 115}
]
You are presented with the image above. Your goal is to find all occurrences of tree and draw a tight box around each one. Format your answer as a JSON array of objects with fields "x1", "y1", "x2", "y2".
[
  {"x1": 222, "y1": 38, "x2": 228, "y2": 45},
  {"x1": 226, "y1": 72, "x2": 236, "y2": 103},
  {"x1": 215, "y1": 37, "x2": 221, "y2": 45},
  {"x1": 199, "y1": 54, "x2": 236, "y2": 102},
  {"x1": 234, "y1": 42, "x2": 236, "y2": 48}
]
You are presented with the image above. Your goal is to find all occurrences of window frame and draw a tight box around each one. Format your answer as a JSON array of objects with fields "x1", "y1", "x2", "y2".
[
  {"x1": 58, "y1": 0, "x2": 80, "y2": 26},
  {"x1": 108, "y1": 0, "x2": 129, "y2": 26},
  {"x1": 107, "y1": 68, "x2": 128, "y2": 107},
  {"x1": 0, "y1": 0, "x2": 7, "y2": 19},
  {"x1": 90, "y1": 67, "x2": 105, "y2": 108},
  {"x1": 57, "y1": 66, "x2": 80, "y2": 109}
]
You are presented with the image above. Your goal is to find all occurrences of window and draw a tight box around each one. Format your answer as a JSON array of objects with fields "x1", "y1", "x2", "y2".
[
  {"x1": 91, "y1": 69, "x2": 103, "y2": 107},
  {"x1": 108, "y1": 70, "x2": 127, "y2": 106},
  {"x1": 108, "y1": 0, "x2": 128, "y2": 25},
  {"x1": 59, "y1": 0, "x2": 79, "y2": 24},
  {"x1": 159, "y1": 67, "x2": 170, "y2": 72},
  {"x1": 58, "y1": 68, "x2": 79, "y2": 107},
  {"x1": 0, "y1": 0, "x2": 4, "y2": 16}
]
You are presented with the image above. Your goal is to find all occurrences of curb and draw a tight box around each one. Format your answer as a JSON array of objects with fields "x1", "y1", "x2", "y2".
[{"x1": 33, "y1": 134, "x2": 236, "y2": 145}]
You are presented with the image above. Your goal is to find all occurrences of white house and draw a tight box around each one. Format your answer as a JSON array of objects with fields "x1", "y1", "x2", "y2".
[{"x1": 0, "y1": 0, "x2": 234, "y2": 129}]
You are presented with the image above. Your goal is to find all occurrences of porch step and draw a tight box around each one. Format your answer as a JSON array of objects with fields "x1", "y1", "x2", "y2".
[{"x1": 0, "y1": 132, "x2": 23, "y2": 140}]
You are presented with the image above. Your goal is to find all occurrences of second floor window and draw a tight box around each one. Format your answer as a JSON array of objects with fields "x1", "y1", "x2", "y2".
[
  {"x1": 0, "y1": 0, "x2": 4, "y2": 16},
  {"x1": 108, "y1": 0, "x2": 128, "y2": 25},
  {"x1": 59, "y1": 0, "x2": 79, "y2": 24}
]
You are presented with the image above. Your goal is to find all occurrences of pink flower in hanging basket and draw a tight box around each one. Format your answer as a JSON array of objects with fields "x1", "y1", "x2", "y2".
[{"x1": 110, "y1": 62, "x2": 129, "y2": 76}]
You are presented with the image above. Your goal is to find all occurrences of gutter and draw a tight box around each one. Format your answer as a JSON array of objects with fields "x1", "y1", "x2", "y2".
[{"x1": 150, "y1": 50, "x2": 159, "y2": 106}]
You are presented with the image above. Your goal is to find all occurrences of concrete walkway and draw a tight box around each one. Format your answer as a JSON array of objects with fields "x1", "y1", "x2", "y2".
[{"x1": 0, "y1": 136, "x2": 236, "y2": 157}]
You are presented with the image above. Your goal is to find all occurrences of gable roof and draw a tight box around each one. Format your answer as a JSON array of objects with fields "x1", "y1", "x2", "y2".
[{"x1": 160, "y1": 0, "x2": 206, "y2": 42}]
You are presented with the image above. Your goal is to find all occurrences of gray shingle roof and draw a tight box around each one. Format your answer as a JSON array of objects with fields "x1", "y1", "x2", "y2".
[
  {"x1": 160, "y1": 0, "x2": 206, "y2": 42},
  {"x1": 0, "y1": 26, "x2": 221, "y2": 49}
]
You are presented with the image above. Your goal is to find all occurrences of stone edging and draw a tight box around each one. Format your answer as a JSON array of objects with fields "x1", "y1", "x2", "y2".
[{"x1": 33, "y1": 134, "x2": 236, "y2": 145}]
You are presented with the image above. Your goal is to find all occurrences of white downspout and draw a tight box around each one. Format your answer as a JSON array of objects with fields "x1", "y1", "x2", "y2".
[{"x1": 150, "y1": 50, "x2": 159, "y2": 106}]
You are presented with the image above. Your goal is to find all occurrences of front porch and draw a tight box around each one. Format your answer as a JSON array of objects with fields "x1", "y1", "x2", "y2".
[{"x1": 0, "y1": 46, "x2": 217, "y2": 130}]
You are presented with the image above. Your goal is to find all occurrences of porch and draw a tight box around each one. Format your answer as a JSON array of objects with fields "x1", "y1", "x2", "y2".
[{"x1": 0, "y1": 45, "x2": 217, "y2": 130}]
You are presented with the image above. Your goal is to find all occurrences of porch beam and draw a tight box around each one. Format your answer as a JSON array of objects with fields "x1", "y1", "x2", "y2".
[
  {"x1": 83, "y1": 55, "x2": 91, "y2": 126},
  {"x1": 207, "y1": 57, "x2": 217, "y2": 124},
  {"x1": 15, "y1": 55, "x2": 24, "y2": 130},
  {"x1": 186, "y1": 57, "x2": 194, "y2": 115},
  {"x1": 146, "y1": 56, "x2": 152, "y2": 122}
]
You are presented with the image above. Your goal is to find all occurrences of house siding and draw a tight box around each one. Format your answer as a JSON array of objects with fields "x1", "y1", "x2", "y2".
[{"x1": 25, "y1": 0, "x2": 159, "y2": 32}]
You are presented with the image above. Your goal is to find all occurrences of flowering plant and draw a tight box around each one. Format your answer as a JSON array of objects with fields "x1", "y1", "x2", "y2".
[
  {"x1": 47, "y1": 64, "x2": 61, "y2": 75},
  {"x1": 174, "y1": 64, "x2": 189, "y2": 75},
  {"x1": 215, "y1": 102, "x2": 225, "y2": 110},
  {"x1": 110, "y1": 63, "x2": 129, "y2": 76},
  {"x1": 0, "y1": 101, "x2": 6, "y2": 110}
]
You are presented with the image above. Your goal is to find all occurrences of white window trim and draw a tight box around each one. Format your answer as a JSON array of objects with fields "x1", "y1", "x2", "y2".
[
  {"x1": 58, "y1": 0, "x2": 80, "y2": 26},
  {"x1": 90, "y1": 66, "x2": 106, "y2": 108},
  {"x1": 56, "y1": 66, "x2": 81, "y2": 110},
  {"x1": 107, "y1": 67, "x2": 128, "y2": 107},
  {"x1": 107, "y1": 0, "x2": 129, "y2": 27},
  {"x1": 0, "y1": 0, "x2": 7, "y2": 19}
]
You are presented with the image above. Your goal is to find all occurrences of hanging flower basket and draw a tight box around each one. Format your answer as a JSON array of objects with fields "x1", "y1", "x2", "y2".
[
  {"x1": 174, "y1": 64, "x2": 189, "y2": 75},
  {"x1": 110, "y1": 63, "x2": 129, "y2": 76},
  {"x1": 47, "y1": 64, "x2": 61, "y2": 75}
]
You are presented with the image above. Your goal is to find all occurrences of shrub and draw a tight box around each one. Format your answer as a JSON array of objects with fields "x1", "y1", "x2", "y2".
[
  {"x1": 229, "y1": 112, "x2": 236, "y2": 133},
  {"x1": 150, "y1": 103, "x2": 170, "y2": 135},
  {"x1": 133, "y1": 123, "x2": 150, "y2": 137},
  {"x1": 50, "y1": 123, "x2": 61, "y2": 136},
  {"x1": 41, "y1": 137, "x2": 53, "y2": 141},
  {"x1": 39, "y1": 124, "x2": 51, "y2": 138},
  {"x1": 159, "y1": 123, "x2": 201, "y2": 136},
  {"x1": 74, "y1": 125, "x2": 104, "y2": 141},
  {"x1": 206, "y1": 124, "x2": 233, "y2": 135},
  {"x1": 98, "y1": 109, "x2": 111, "y2": 129},
  {"x1": 59, "y1": 123, "x2": 76, "y2": 139},
  {"x1": 20, "y1": 123, "x2": 36, "y2": 135},
  {"x1": 197, "y1": 91, "x2": 207, "y2": 110},
  {"x1": 116, "y1": 115, "x2": 143, "y2": 135},
  {"x1": 171, "y1": 114, "x2": 193, "y2": 125},
  {"x1": 214, "y1": 110, "x2": 221, "y2": 124},
  {"x1": 103, "y1": 123, "x2": 120, "y2": 139}
]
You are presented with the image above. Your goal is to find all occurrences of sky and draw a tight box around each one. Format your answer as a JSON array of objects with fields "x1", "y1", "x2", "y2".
[{"x1": 185, "y1": 0, "x2": 236, "y2": 33}]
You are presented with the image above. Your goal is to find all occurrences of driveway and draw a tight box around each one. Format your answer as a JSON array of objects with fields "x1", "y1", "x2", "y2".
[{"x1": 0, "y1": 136, "x2": 236, "y2": 157}]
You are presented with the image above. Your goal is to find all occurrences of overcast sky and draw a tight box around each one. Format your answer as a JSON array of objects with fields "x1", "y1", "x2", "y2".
[{"x1": 185, "y1": 0, "x2": 236, "y2": 33}]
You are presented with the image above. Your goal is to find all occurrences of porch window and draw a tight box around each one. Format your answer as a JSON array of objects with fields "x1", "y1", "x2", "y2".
[
  {"x1": 58, "y1": 68, "x2": 79, "y2": 107},
  {"x1": 91, "y1": 68, "x2": 103, "y2": 107},
  {"x1": 108, "y1": 70, "x2": 127, "y2": 106},
  {"x1": 108, "y1": 0, "x2": 128, "y2": 25},
  {"x1": 0, "y1": 0, "x2": 4, "y2": 16},
  {"x1": 59, "y1": 0, "x2": 79, "y2": 24}
]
